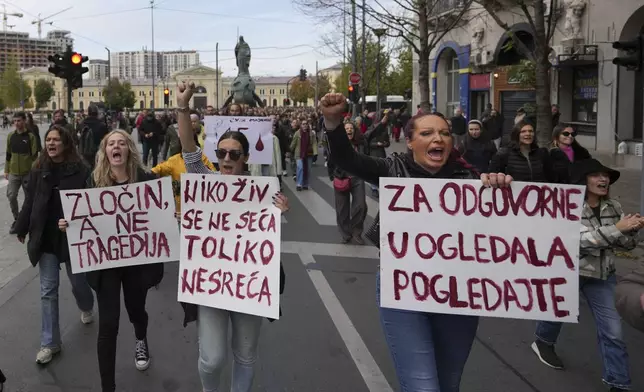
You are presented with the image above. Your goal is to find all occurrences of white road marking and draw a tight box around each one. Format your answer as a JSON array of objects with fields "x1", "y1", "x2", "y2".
[
  {"x1": 282, "y1": 176, "x2": 337, "y2": 226},
  {"x1": 317, "y1": 176, "x2": 378, "y2": 218},
  {"x1": 300, "y1": 252, "x2": 393, "y2": 392},
  {"x1": 282, "y1": 241, "x2": 378, "y2": 259}
]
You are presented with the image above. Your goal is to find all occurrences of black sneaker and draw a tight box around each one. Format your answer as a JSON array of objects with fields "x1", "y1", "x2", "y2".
[
  {"x1": 9, "y1": 221, "x2": 16, "y2": 235},
  {"x1": 135, "y1": 339, "x2": 150, "y2": 371},
  {"x1": 531, "y1": 340, "x2": 564, "y2": 369},
  {"x1": 610, "y1": 388, "x2": 628, "y2": 392}
]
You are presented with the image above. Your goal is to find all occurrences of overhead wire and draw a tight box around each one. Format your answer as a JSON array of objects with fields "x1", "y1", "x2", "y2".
[
  {"x1": 51, "y1": 7, "x2": 150, "y2": 22},
  {"x1": 155, "y1": 7, "x2": 307, "y2": 25}
]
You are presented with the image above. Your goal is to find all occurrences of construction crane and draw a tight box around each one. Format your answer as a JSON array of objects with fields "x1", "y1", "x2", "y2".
[
  {"x1": 32, "y1": 6, "x2": 72, "y2": 38},
  {"x1": 2, "y1": 5, "x2": 23, "y2": 31}
]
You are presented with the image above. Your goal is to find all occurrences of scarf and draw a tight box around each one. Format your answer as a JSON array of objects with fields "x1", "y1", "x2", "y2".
[
  {"x1": 560, "y1": 145, "x2": 574, "y2": 162},
  {"x1": 299, "y1": 129, "x2": 310, "y2": 179}
]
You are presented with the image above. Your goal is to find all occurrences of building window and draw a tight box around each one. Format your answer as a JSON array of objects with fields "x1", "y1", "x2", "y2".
[
  {"x1": 446, "y1": 54, "x2": 460, "y2": 115},
  {"x1": 280, "y1": 89, "x2": 285, "y2": 94},
  {"x1": 572, "y1": 66, "x2": 598, "y2": 124}
]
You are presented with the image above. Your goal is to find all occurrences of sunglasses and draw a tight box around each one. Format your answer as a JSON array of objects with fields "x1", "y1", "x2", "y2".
[
  {"x1": 561, "y1": 131, "x2": 576, "y2": 137},
  {"x1": 215, "y1": 148, "x2": 243, "y2": 161}
]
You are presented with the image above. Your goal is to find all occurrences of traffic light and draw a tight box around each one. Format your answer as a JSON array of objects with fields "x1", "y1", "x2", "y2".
[
  {"x1": 47, "y1": 54, "x2": 66, "y2": 78},
  {"x1": 69, "y1": 52, "x2": 89, "y2": 89},
  {"x1": 164, "y1": 88, "x2": 170, "y2": 106},
  {"x1": 299, "y1": 69, "x2": 307, "y2": 81},
  {"x1": 348, "y1": 84, "x2": 360, "y2": 103},
  {"x1": 613, "y1": 35, "x2": 643, "y2": 71}
]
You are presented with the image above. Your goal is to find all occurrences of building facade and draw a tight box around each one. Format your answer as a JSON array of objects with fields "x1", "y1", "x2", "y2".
[
  {"x1": 19, "y1": 65, "x2": 315, "y2": 112},
  {"x1": 412, "y1": 0, "x2": 644, "y2": 166},
  {"x1": 0, "y1": 30, "x2": 73, "y2": 73},
  {"x1": 109, "y1": 50, "x2": 199, "y2": 80},
  {"x1": 88, "y1": 59, "x2": 109, "y2": 80}
]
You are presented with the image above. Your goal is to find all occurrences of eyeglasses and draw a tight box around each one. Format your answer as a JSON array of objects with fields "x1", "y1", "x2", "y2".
[
  {"x1": 215, "y1": 148, "x2": 243, "y2": 161},
  {"x1": 561, "y1": 131, "x2": 576, "y2": 137}
]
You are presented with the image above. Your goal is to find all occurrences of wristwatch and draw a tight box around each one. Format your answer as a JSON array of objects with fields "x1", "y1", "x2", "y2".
[{"x1": 177, "y1": 106, "x2": 190, "y2": 113}]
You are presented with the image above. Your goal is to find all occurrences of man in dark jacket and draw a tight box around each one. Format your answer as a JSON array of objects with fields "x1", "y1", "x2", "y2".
[
  {"x1": 450, "y1": 108, "x2": 467, "y2": 147},
  {"x1": 139, "y1": 112, "x2": 164, "y2": 166},
  {"x1": 79, "y1": 105, "x2": 108, "y2": 168}
]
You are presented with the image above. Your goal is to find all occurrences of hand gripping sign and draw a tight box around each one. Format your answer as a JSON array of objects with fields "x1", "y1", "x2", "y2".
[
  {"x1": 378, "y1": 178, "x2": 585, "y2": 323},
  {"x1": 177, "y1": 173, "x2": 282, "y2": 319},
  {"x1": 61, "y1": 177, "x2": 180, "y2": 274}
]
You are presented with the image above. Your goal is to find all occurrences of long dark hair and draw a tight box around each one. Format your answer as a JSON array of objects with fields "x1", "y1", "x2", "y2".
[
  {"x1": 508, "y1": 119, "x2": 537, "y2": 150},
  {"x1": 34, "y1": 125, "x2": 82, "y2": 169}
]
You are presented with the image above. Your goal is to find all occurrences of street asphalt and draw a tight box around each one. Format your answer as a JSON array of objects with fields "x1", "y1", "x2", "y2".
[{"x1": 0, "y1": 128, "x2": 642, "y2": 391}]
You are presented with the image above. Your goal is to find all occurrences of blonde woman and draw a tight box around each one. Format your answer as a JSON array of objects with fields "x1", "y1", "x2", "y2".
[{"x1": 58, "y1": 130, "x2": 163, "y2": 392}]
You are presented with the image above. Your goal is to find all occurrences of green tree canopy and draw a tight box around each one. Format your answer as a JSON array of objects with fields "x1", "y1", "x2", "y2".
[
  {"x1": 313, "y1": 73, "x2": 332, "y2": 98},
  {"x1": 289, "y1": 79, "x2": 314, "y2": 104},
  {"x1": 0, "y1": 57, "x2": 32, "y2": 109},
  {"x1": 34, "y1": 79, "x2": 55, "y2": 111},
  {"x1": 102, "y1": 78, "x2": 136, "y2": 111}
]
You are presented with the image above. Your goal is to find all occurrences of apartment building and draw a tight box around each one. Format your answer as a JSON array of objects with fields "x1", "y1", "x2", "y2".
[
  {"x1": 0, "y1": 30, "x2": 73, "y2": 72},
  {"x1": 88, "y1": 59, "x2": 109, "y2": 80},
  {"x1": 110, "y1": 49, "x2": 199, "y2": 80}
]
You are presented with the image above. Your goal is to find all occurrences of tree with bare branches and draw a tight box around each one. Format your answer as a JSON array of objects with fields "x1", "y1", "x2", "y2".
[
  {"x1": 478, "y1": 0, "x2": 563, "y2": 146},
  {"x1": 294, "y1": 0, "x2": 475, "y2": 113}
]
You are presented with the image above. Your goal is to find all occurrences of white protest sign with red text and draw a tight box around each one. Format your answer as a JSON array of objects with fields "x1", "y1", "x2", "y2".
[
  {"x1": 379, "y1": 178, "x2": 585, "y2": 323},
  {"x1": 204, "y1": 116, "x2": 273, "y2": 165},
  {"x1": 177, "y1": 173, "x2": 281, "y2": 319},
  {"x1": 61, "y1": 177, "x2": 180, "y2": 274}
]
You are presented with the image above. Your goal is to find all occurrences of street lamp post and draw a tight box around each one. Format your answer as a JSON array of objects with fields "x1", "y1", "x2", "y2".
[
  {"x1": 105, "y1": 47, "x2": 111, "y2": 80},
  {"x1": 372, "y1": 28, "x2": 386, "y2": 115}
]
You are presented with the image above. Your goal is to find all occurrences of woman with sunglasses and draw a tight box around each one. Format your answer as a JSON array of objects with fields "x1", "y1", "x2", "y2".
[
  {"x1": 549, "y1": 124, "x2": 591, "y2": 183},
  {"x1": 175, "y1": 81, "x2": 289, "y2": 392}
]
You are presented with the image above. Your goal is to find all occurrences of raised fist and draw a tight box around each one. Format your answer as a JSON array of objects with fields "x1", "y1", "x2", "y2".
[
  {"x1": 319, "y1": 93, "x2": 347, "y2": 129},
  {"x1": 176, "y1": 81, "x2": 195, "y2": 107}
]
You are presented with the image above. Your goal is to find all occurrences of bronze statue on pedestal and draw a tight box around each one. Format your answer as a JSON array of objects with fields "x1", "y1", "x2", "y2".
[{"x1": 222, "y1": 36, "x2": 264, "y2": 109}]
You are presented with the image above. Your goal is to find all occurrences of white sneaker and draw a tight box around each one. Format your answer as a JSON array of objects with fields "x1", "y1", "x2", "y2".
[
  {"x1": 81, "y1": 311, "x2": 94, "y2": 324},
  {"x1": 282, "y1": 170, "x2": 287, "y2": 176},
  {"x1": 36, "y1": 346, "x2": 61, "y2": 364}
]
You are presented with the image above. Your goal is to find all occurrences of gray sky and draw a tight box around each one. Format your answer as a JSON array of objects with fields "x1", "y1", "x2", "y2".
[{"x1": 4, "y1": 0, "x2": 343, "y2": 77}]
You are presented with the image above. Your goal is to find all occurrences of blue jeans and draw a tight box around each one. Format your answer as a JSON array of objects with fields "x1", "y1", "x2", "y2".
[
  {"x1": 535, "y1": 275, "x2": 630, "y2": 389},
  {"x1": 40, "y1": 253, "x2": 94, "y2": 348},
  {"x1": 377, "y1": 273, "x2": 479, "y2": 392},
  {"x1": 197, "y1": 305, "x2": 263, "y2": 392},
  {"x1": 296, "y1": 157, "x2": 312, "y2": 187}
]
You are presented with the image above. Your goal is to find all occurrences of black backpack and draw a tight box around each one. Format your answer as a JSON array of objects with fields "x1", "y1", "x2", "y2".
[{"x1": 79, "y1": 126, "x2": 98, "y2": 156}]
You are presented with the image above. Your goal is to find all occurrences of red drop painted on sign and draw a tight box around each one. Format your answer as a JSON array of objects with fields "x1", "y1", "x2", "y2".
[{"x1": 255, "y1": 135, "x2": 265, "y2": 151}]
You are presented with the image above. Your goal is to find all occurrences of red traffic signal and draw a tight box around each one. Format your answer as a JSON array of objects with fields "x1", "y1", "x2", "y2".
[
  {"x1": 348, "y1": 85, "x2": 354, "y2": 92},
  {"x1": 71, "y1": 53, "x2": 82, "y2": 65}
]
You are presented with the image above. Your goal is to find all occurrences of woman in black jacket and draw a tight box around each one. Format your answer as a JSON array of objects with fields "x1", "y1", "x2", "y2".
[
  {"x1": 328, "y1": 121, "x2": 368, "y2": 244},
  {"x1": 457, "y1": 119, "x2": 497, "y2": 173},
  {"x1": 488, "y1": 120, "x2": 557, "y2": 183},
  {"x1": 59, "y1": 130, "x2": 163, "y2": 392},
  {"x1": 320, "y1": 92, "x2": 512, "y2": 392},
  {"x1": 549, "y1": 124, "x2": 591, "y2": 183},
  {"x1": 15, "y1": 125, "x2": 95, "y2": 365}
]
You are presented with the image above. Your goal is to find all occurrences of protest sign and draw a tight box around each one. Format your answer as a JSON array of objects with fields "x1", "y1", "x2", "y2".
[
  {"x1": 204, "y1": 116, "x2": 273, "y2": 165},
  {"x1": 379, "y1": 178, "x2": 585, "y2": 323},
  {"x1": 61, "y1": 177, "x2": 180, "y2": 274},
  {"x1": 178, "y1": 173, "x2": 281, "y2": 319}
]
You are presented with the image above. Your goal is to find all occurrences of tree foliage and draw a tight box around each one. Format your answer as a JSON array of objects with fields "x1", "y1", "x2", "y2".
[
  {"x1": 102, "y1": 78, "x2": 136, "y2": 111},
  {"x1": 0, "y1": 57, "x2": 32, "y2": 109},
  {"x1": 478, "y1": 0, "x2": 563, "y2": 146},
  {"x1": 34, "y1": 79, "x2": 55, "y2": 111},
  {"x1": 294, "y1": 0, "x2": 474, "y2": 113},
  {"x1": 289, "y1": 79, "x2": 313, "y2": 104},
  {"x1": 314, "y1": 73, "x2": 333, "y2": 98}
]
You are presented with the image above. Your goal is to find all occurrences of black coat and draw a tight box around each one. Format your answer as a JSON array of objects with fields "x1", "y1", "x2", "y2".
[
  {"x1": 549, "y1": 143, "x2": 591, "y2": 184},
  {"x1": 84, "y1": 169, "x2": 164, "y2": 292},
  {"x1": 15, "y1": 160, "x2": 91, "y2": 266},
  {"x1": 488, "y1": 144, "x2": 557, "y2": 183}
]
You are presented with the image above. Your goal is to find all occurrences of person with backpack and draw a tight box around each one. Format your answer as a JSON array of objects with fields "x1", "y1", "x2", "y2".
[
  {"x1": 6, "y1": 112, "x2": 38, "y2": 234},
  {"x1": 78, "y1": 105, "x2": 108, "y2": 168}
]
